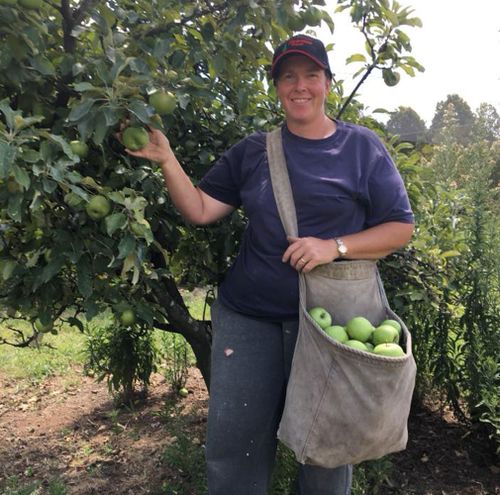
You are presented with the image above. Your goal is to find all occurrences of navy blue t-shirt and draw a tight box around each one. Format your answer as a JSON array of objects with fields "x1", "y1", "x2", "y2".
[{"x1": 198, "y1": 121, "x2": 414, "y2": 321}]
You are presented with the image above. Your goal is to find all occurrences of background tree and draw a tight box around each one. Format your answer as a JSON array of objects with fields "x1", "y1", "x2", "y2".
[
  {"x1": 429, "y1": 93, "x2": 475, "y2": 145},
  {"x1": 473, "y1": 102, "x2": 500, "y2": 142},
  {"x1": 386, "y1": 105, "x2": 427, "y2": 143}
]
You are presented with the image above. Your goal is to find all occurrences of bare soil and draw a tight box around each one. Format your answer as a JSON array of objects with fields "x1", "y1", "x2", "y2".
[{"x1": 0, "y1": 367, "x2": 498, "y2": 495}]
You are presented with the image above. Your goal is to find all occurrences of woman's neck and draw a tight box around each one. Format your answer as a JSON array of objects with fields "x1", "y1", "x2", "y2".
[{"x1": 286, "y1": 115, "x2": 337, "y2": 140}]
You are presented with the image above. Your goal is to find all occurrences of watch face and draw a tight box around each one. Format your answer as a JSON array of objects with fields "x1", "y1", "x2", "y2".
[{"x1": 336, "y1": 238, "x2": 347, "y2": 256}]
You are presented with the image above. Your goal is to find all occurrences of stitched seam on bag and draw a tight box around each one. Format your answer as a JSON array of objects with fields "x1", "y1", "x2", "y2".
[{"x1": 300, "y1": 358, "x2": 337, "y2": 462}]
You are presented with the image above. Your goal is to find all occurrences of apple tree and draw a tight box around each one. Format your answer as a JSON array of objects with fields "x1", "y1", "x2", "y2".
[{"x1": 0, "y1": 0, "x2": 422, "y2": 396}]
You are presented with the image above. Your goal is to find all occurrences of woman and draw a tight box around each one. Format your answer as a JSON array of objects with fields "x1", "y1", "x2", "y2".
[{"x1": 125, "y1": 34, "x2": 414, "y2": 495}]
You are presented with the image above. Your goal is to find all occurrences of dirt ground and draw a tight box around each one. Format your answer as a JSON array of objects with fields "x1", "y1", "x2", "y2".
[{"x1": 0, "y1": 367, "x2": 498, "y2": 495}]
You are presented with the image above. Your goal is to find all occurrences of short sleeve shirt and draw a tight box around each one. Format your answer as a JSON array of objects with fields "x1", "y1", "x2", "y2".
[{"x1": 198, "y1": 121, "x2": 414, "y2": 321}]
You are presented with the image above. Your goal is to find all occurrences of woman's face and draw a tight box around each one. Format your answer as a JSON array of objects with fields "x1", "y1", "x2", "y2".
[{"x1": 275, "y1": 55, "x2": 331, "y2": 127}]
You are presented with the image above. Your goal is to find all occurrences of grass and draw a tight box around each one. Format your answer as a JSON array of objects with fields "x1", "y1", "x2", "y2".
[{"x1": 0, "y1": 322, "x2": 87, "y2": 384}]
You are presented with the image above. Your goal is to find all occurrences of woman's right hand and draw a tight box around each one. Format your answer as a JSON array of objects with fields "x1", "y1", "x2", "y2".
[{"x1": 119, "y1": 126, "x2": 175, "y2": 166}]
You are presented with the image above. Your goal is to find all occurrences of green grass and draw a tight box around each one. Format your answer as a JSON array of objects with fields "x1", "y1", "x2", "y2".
[{"x1": 0, "y1": 322, "x2": 87, "y2": 383}]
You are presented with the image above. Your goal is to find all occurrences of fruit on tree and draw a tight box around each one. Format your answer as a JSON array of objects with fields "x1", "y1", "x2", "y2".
[
  {"x1": 34, "y1": 317, "x2": 53, "y2": 333},
  {"x1": 85, "y1": 195, "x2": 111, "y2": 220},
  {"x1": 373, "y1": 343, "x2": 405, "y2": 357},
  {"x1": 120, "y1": 309, "x2": 136, "y2": 326},
  {"x1": 346, "y1": 316, "x2": 374, "y2": 342},
  {"x1": 382, "y1": 69, "x2": 400, "y2": 87},
  {"x1": 308, "y1": 307, "x2": 332, "y2": 329},
  {"x1": 70, "y1": 140, "x2": 89, "y2": 158},
  {"x1": 122, "y1": 126, "x2": 149, "y2": 151},
  {"x1": 149, "y1": 91, "x2": 177, "y2": 115},
  {"x1": 324, "y1": 325, "x2": 348, "y2": 343},
  {"x1": 372, "y1": 324, "x2": 399, "y2": 346}
]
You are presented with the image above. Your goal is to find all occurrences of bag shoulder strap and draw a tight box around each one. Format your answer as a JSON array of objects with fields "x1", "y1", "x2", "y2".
[{"x1": 266, "y1": 128, "x2": 298, "y2": 238}]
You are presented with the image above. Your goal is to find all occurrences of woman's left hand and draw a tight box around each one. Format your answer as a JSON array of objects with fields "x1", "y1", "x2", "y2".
[{"x1": 282, "y1": 236, "x2": 337, "y2": 273}]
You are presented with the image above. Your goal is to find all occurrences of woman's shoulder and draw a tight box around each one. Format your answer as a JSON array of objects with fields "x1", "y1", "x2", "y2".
[{"x1": 339, "y1": 121, "x2": 387, "y2": 153}]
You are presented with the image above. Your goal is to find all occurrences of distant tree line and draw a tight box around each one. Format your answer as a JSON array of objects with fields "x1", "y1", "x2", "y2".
[{"x1": 386, "y1": 94, "x2": 500, "y2": 145}]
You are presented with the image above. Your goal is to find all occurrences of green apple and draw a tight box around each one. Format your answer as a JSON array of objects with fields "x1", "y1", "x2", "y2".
[
  {"x1": 86, "y1": 195, "x2": 111, "y2": 220},
  {"x1": 120, "y1": 309, "x2": 136, "y2": 326},
  {"x1": 382, "y1": 69, "x2": 401, "y2": 87},
  {"x1": 34, "y1": 317, "x2": 53, "y2": 333},
  {"x1": 380, "y1": 319, "x2": 402, "y2": 336},
  {"x1": 344, "y1": 340, "x2": 369, "y2": 352},
  {"x1": 308, "y1": 307, "x2": 332, "y2": 329},
  {"x1": 70, "y1": 140, "x2": 89, "y2": 158},
  {"x1": 346, "y1": 316, "x2": 374, "y2": 343},
  {"x1": 373, "y1": 343, "x2": 405, "y2": 357},
  {"x1": 178, "y1": 387, "x2": 189, "y2": 398},
  {"x1": 122, "y1": 126, "x2": 150, "y2": 151},
  {"x1": 149, "y1": 91, "x2": 177, "y2": 115},
  {"x1": 324, "y1": 325, "x2": 348, "y2": 343},
  {"x1": 372, "y1": 324, "x2": 400, "y2": 346}
]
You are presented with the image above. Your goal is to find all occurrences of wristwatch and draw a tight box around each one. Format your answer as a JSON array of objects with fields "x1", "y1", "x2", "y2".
[{"x1": 334, "y1": 238, "x2": 348, "y2": 258}]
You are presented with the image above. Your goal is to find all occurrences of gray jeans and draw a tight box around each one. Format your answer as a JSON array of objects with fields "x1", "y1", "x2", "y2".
[{"x1": 206, "y1": 299, "x2": 352, "y2": 495}]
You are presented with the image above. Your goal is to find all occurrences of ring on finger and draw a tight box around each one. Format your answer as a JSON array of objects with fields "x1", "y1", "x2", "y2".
[{"x1": 299, "y1": 257, "x2": 306, "y2": 264}]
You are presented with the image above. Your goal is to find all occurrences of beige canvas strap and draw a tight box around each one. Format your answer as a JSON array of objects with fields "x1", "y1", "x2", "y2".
[{"x1": 266, "y1": 128, "x2": 298, "y2": 238}]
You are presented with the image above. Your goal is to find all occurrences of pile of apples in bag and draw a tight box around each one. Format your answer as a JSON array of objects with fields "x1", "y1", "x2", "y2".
[{"x1": 308, "y1": 307, "x2": 406, "y2": 357}]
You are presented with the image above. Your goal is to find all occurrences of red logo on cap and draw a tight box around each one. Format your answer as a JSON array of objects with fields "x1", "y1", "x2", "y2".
[{"x1": 288, "y1": 38, "x2": 313, "y2": 47}]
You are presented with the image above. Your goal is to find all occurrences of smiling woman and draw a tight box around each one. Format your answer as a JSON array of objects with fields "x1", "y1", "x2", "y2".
[{"x1": 123, "y1": 32, "x2": 414, "y2": 495}]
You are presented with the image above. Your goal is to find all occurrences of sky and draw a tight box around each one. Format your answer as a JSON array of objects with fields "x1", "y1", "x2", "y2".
[{"x1": 317, "y1": 0, "x2": 500, "y2": 126}]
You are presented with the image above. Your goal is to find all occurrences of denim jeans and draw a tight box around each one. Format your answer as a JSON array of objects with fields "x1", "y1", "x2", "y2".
[{"x1": 205, "y1": 299, "x2": 352, "y2": 495}]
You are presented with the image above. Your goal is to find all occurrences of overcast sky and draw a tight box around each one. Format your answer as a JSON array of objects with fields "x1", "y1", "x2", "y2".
[{"x1": 318, "y1": 0, "x2": 500, "y2": 126}]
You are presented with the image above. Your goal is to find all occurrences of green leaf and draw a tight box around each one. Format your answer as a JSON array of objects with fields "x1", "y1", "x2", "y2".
[
  {"x1": 128, "y1": 100, "x2": 153, "y2": 124},
  {"x1": 41, "y1": 257, "x2": 65, "y2": 284},
  {"x1": 68, "y1": 99, "x2": 97, "y2": 122},
  {"x1": 68, "y1": 317, "x2": 85, "y2": 332},
  {"x1": 2, "y1": 259, "x2": 17, "y2": 280},
  {"x1": 346, "y1": 53, "x2": 366, "y2": 64},
  {"x1": 118, "y1": 235, "x2": 136, "y2": 259},
  {"x1": 441, "y1": 250, "x2": 461, "y2": 258},
  {"x1": 12, "y1": 164, "x2": 30, "y2": 190},
  {"x1": 29, "y1": 55, "x2": 56, "y2": 76},
  {"x1": 105, "y1": 213, "x2": 127, "y2": 236},
  {"x1": 7, "y1": 194, "x2": 23, "y2": 222},
  {"x1": 73, "y1": 82, "x2": 103, "y2": 93},
  {"x1": 76, "y1": 255, "x2": 93, "y2": 298},
  {"x1": 0, "y1": 140, "x2": 17, "y2": 178},
  {"x1": 0, "y1": 99, "x2": 15, "y2": 130}
]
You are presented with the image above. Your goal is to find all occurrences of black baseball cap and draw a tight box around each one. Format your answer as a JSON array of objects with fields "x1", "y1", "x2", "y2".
[{"x1": 271, "y1": 34, "x2": 332, "y2": 80}]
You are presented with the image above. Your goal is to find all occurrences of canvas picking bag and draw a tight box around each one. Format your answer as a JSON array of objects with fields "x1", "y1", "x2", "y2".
[{"x1": 266, "y1": 128, "x2": 417, "y2": 469}]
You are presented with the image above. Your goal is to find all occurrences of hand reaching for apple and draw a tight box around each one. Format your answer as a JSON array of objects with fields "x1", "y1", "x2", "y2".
[
  {"x1": 118, "y1": 126, "x2": 176, "y2": 167},
  {"x1": 282, "y1": 235, "x2": 338, "y2": 273}
]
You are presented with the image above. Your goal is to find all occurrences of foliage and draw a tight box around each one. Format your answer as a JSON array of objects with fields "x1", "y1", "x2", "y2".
[
  {"x1": 429, "y1": 93, "x2": 475, "y2": 144},
  {"x1": 0, "y1": 0, "x2": 339, "y2": 393},
  {"x1": 84, "y1": 319, "x2": 157, "y2": 404},
  {"x1": 386, "y1": 105, "x2": 427, "y2": 144},
  {"x1": 160, "y1": 332, "x2": 190, "y2": 392},
  {"x1": 381, "y1": 115, "x2": 500, "y2": 455},
  {"x1": 334, "y1": 0, "x2": 424, "y2": 118}
]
